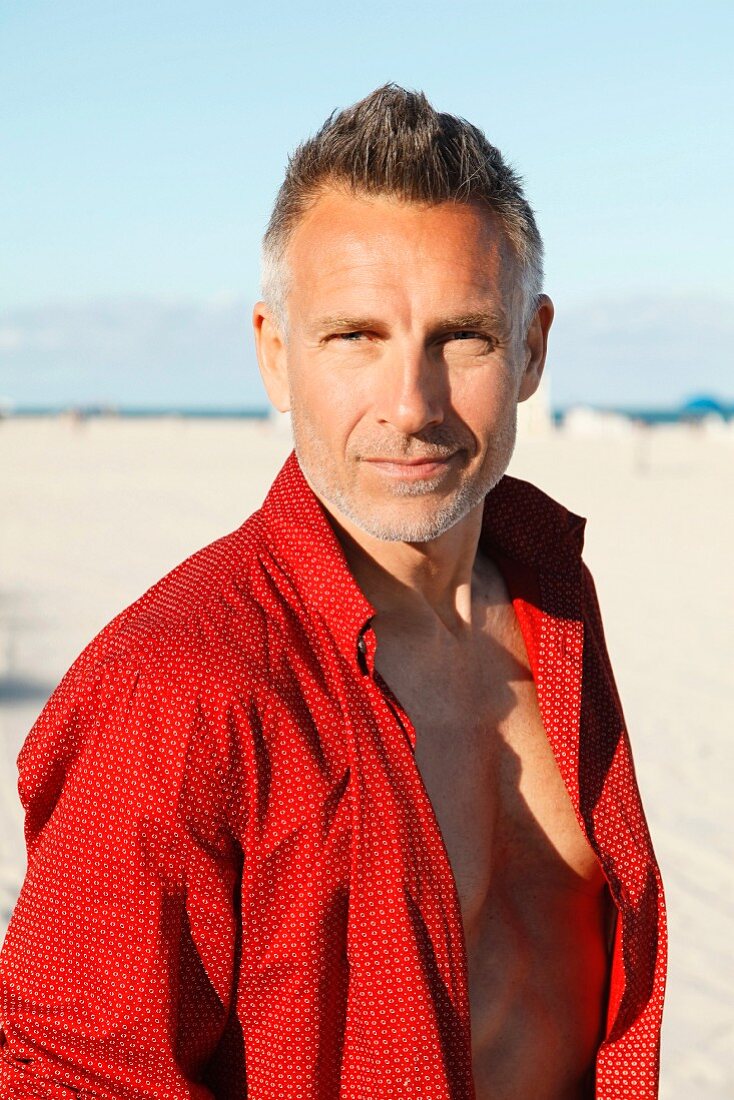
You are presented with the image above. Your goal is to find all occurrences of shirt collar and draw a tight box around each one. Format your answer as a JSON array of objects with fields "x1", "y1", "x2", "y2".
[
  {"x1": 256, "y1": 451, "x2": 376, "y2": 660},
  {"x1": 257, "y1": 450, "x2": 587, "y2": 659},
  {"x1": 478, "y1": 470, "x2": 587, "y2": 571}
]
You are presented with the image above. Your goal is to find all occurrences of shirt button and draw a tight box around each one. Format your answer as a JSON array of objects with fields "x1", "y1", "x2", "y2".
[{"x1": 356, "y1": 634, "x2": 369, "y2": 673}]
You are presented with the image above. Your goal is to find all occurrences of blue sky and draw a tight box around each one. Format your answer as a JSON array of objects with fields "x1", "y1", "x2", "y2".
[{"x1": 1, "y1": 0, "x2": 732, "y2": 409}]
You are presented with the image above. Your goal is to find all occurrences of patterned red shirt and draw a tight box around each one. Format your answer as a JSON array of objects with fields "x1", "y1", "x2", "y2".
[{"x1": 0, "y1": 451, "x2": 666, "y2": 1099}]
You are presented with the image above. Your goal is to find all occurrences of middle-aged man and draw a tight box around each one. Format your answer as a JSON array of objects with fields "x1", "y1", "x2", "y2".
[{"x1": 0, "y1": 85, "x2": 666, "y2": 1099}]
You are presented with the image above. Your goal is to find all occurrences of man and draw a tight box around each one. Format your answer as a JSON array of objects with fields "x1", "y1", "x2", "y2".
[{"x1": 0, "y1": 84, "x2": 666, "y2": 1099}]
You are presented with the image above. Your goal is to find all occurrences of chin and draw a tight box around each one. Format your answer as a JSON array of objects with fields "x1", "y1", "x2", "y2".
[
  {"x1": 325, "y1": 479, "x2": 500, "y2": 543},
  {"x1": 292, "y1": 420, "x2": 517, "y2": 544}
]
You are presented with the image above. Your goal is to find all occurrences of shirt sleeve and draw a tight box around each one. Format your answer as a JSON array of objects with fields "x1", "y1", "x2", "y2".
[{"x1": 0, "y1": 649, "x2": 243, "y2": 1099}]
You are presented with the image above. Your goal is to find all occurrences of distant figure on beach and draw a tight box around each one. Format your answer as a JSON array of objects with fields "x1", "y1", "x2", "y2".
[{"x1": 0, "y1": 85, "x2": 666, "y2": 1099}]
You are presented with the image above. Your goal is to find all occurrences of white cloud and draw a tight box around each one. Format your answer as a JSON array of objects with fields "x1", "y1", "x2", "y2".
[
  {"x1": 0, "y1": 292, "x2": 731, "y2": 410},
  {"x1": 0, "y1": 295, "x2": 266, "y2": 407},
  {"x1": 0, "y1": 328, "x2": 25, "y2": 352},
  {"x1": 548, "y1": 294, "x2": 734, "y2": 408}
]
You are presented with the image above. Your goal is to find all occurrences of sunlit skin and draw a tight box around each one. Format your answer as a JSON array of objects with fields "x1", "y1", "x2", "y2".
[
  {"x1": 253, "y1": 188, "x2": 553, "y2": 630},
  {"x1": 253, "y1": 191, "x2": 612, "y2": 1099}
]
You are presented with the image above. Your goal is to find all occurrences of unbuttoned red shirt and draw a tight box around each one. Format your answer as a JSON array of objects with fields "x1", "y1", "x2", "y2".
[{"x1": 0, "y1": 451, "x2": 667, "y2": 1099}]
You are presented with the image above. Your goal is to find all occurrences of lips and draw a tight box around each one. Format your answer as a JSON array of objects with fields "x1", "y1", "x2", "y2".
[{"x1": 361, "y1": 454, "x2": 457, "y2": 478}]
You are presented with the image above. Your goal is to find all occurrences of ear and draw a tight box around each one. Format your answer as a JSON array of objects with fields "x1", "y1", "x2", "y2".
[
  {"x1": 252, "y1": 300, "x2": 290, "y2": 412},
  {"x1": 518, "y1": 294, "x2": 554, "y2": 402}
]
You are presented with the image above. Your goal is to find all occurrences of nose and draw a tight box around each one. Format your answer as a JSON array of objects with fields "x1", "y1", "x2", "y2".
[{"x1": 375, "y1": 344, "x2": 446, "y2": 435}]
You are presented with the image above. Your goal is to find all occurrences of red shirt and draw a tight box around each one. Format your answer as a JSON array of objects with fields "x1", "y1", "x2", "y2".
[{"x1": 0, "y1": 451, "x2": 667, "y2": 1099}]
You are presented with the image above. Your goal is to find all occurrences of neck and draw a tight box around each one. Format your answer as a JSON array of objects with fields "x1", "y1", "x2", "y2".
[{"x1": 315, "y1": 494, "x2": 487, "y2": 636}]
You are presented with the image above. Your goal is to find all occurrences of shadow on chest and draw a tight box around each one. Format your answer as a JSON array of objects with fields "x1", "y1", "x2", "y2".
[{"x1": 375, "y1": 609, "x2": 605, "y2": 926}]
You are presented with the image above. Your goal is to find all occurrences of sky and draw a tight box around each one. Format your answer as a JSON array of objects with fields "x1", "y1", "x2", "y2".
[{"x1": 1, "y1": 0, "x2": 732, "y2": 411}]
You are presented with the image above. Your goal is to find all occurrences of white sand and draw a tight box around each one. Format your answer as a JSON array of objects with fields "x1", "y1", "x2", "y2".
[{"x1": 1, "y1": 415, "x2": 732, "y2": 1098}]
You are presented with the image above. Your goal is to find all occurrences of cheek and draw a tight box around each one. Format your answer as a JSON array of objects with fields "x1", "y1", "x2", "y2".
[
  {"x1": 451, "y1": 363, "x2": 518, "y2": 421},
  {"x1": 289, "y1": 363, "x2": 370, "y2": 448}
]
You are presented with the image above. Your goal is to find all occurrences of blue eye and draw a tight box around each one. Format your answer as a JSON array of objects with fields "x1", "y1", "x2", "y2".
[{"x1": 332, "y1": 331, "x2": 369, "y2": 342}]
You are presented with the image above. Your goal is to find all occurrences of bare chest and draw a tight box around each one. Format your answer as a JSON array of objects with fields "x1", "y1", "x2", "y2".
[
  {"x1": 375, "y1": 610, "x2": 605, "y2": 928},
  {"x1": 374, "y1": 600, "x2": 612, "y2": 1096}
]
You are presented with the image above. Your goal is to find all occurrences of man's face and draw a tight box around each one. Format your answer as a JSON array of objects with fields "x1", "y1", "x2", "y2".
[{"x1": 256, "y1": 188, "x2": 550, "y2": 543}]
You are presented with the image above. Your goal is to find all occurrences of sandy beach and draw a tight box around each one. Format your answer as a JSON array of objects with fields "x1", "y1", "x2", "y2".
[{"x1": 1, "y1": 415, "x2": 732, "y2": 1098}]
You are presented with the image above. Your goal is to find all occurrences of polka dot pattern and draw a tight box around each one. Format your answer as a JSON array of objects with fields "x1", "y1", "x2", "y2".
[{"x1": 0, "y1": 450, "x2": 666, "y2": 1098}]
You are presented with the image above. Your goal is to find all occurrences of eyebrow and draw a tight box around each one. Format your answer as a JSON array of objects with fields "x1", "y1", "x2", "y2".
[
  {"x1": 308, "y1": 309, "x2": 510, "y2": 338},
  {"x1": 432, "y1": 310, "x2": 509, "y2": 335},
  {"x1": 308, "y1": 316, "x2": 380, "y2": 335}
]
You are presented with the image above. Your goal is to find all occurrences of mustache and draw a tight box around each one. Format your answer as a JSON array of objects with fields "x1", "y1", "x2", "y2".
[{"x1": 353, "y1": 427, "x2": 472, "y2": 460}]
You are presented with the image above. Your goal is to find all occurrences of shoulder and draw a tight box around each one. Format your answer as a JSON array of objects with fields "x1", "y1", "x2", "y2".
[
  {"x1": 19, "y1": 511, "x2": 283, "y2": 792},
  {"x1": 66, "y1": 508, "x2": 282, "y2": 699}
]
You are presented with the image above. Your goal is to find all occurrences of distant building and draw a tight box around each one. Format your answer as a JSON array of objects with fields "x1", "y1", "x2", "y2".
[
  {"x1": 517, "y1": 373, "x2": 553, "y2": 437},
  {"x1": 553, "y1": 391, "x2": 734, "y2": 430},
  {"x1": 560, "y1": 405, "x2": 635, "y2": 437},
  {"x1": 270, "y1": 408, "x2": 293, "y2": 436}
]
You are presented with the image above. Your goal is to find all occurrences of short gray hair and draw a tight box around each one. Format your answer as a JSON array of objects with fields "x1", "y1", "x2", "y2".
[{"x1": 261, "y1": 83, "x2": 544, "y2": 336}]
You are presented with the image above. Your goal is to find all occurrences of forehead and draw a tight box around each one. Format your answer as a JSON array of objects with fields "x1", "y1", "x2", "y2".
[{"x1": 285, "y1": 188, "x2": 519, "y2": 313}]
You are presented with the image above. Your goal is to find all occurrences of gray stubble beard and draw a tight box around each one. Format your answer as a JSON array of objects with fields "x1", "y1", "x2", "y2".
[{"x1": 290, "y1": 403, "x2": 518, "y2": 543}]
